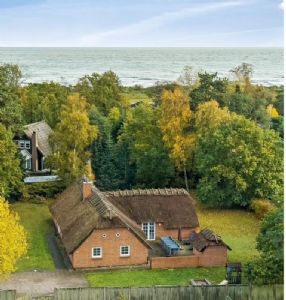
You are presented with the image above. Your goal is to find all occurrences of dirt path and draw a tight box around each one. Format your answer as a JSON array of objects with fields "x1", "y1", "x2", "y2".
[{"x1": 0, "y1": 271, "x2": 89, "y2": 297}]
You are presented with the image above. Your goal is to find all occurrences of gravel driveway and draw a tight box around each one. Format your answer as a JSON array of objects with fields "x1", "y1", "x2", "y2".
[{"x1": 0, "y1": 271, "x2": 88, "y2": 297}]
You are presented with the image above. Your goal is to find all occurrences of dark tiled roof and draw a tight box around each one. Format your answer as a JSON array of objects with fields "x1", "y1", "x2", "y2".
[
  {"x1": 24, "y1": 120, "x2": 53, "y2": 156},
  {"x1": 104, "y1": 189, "x2": 199, "y2": 229},
  {"x1": 192, "y1": 228, "x2": 231, "y2": 252}
]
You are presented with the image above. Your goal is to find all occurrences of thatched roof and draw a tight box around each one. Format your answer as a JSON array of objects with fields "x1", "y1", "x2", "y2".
[
  {"x1": 24, "y1": 120, "x2": 53, "y2": 156},
  {"x1": 104, "y1": 188, "x2": 199, "y2": 229},
  {"x1": 50, "y1": 180, "x2": 150, "y2": 254},
  {"x1": 192, "y1": 228, "x2": 231, "y2": 252}
]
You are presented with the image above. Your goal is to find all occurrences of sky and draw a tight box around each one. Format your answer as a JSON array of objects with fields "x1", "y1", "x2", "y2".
[{"x1": 0, "y1": 0, "x2": 284, "y2": 47}]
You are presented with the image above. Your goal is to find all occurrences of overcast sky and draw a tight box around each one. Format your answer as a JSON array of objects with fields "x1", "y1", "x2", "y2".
[{"x1": 0, "y1": 0, "x2": 283, "y2": 47}]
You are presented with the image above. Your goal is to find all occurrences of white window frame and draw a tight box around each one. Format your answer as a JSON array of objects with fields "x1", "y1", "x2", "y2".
[
  {"x1": 91, "y1": 247, "x2": 102, "y2": 258},
  {"x1": 25, "y1": 157, "x2": 32, "y2": 170},
  {"x1": 120, "y1": 245, "x2": 130, "y2": 257},
  {"x1": 142, "y1": 222, "x2": 156, "y2": 240},
  {"x1": 19, "y1": 140, "x2": 25, "y2": 149},
  {"x1": 25, "y1": 140, "x2": 31, "y2": 149}
]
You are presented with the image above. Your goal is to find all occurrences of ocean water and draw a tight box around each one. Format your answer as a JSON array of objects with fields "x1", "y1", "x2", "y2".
[{"x1": 0, "y1": 47, "x2": 283, "y2": 87}]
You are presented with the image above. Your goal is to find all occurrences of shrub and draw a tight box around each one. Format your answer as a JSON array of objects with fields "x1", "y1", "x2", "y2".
[
  {"x1": 22, "y1": 180, "x2": 66, "y2": 203},
  {"x1": 250, "y1": 198, "x2": 274, "y2": 219}
]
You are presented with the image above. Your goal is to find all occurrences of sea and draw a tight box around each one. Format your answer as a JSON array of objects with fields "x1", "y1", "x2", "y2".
[{"x1": 0, "y1": 47, "x2": 283, "y2": 87}]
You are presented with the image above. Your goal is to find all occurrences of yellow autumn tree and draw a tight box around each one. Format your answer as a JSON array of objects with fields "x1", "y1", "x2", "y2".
[
  {"x1": 159, "y1": 87, "x2": 195, "y2": 190},
  {"x1": 266, "y1": 104, "x2": 279, "y2": 119},
  {"x1": 0, "y1": 197, "x2": 27, "y2": 276},
  {"x1": 47, "y1": 93, "x2": 98, "y2": 183},
  {"x1": 195, "y1": 100, "x2": 231, "y2": 135}
]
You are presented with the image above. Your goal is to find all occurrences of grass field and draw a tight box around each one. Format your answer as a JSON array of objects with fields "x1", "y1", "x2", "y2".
[
  {"x1": 121, "y1": 89, "x2": 152, "y2": 105},
  {"x1": 86, "y1": 267, "x2": 225, "y2": 287},
  {"x1": 12, "y1": 202, "x2": 55, "y2": 272}
]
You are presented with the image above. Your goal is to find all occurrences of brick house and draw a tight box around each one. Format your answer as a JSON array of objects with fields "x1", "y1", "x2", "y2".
[
  {"x1": 50, "y1": 179, "x2": 230, "y2": 270},
  {"x1": 15, "y1": 120, "x2": 53, "y2": 172}
]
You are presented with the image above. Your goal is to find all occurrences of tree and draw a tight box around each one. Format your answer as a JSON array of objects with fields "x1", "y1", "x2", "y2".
[
  {"x1": 121, "y1": 103, "x2": 175, "y2": 188},
  {"x1": 0, "y1": 196, "x2": 27, "y2": 276},
  {"x1": 230, "y1": 62, "x2": 253, "y2": 89},
  {"x1": 194, "y1": 100, "x2": 231, "y2": 136},
  {"x1": 160, "y1": 87, "x2": 194, "y2": 190},
  {"x1": 189, "y1": 72, "x2": 228, "y2": 110},
  {"x1": 89, "y1": 106, "x2": 123, "y2": 190},
  {"x1": 196, "y1": 111, "x2": 283, "y2": 207},
  {"x1": 47, "y1": 94, "x2": 98, "y2": 183},
  {"x1": 177, "y1": 66, "x2": 197, "y2": 89},
  {"x1": 246, "y1": 208, "x2": 283, "y2": 284},
  {"x1": 224, "y1": 90, "x2": 271, "y2": 128},
  {"x1": 20, "y1": 82, "x2": 69, "y2": 128},
  {"x1": 0, "y1": 124, "x2": 23, "y2": 198},
  {"x1": 75, "y1": 71, "x2": 122, "y2": 116},
  {"x1": 0, "y1": 64, "x2": 23, "y2": 133}
]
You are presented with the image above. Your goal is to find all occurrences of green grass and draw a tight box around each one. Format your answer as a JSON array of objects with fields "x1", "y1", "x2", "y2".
[
  {"x1": 196, "y1": 204, "x2": 260, "y2": 264},
  {"x1": 86, "y1": 267, "x2": 225, "y2": 287},
  {"x1": 121, "y1": 89, "x2": 152, "y2": 105},
  {"x1": 12, "y1": 202, "x2": 55, "y2": 272}
]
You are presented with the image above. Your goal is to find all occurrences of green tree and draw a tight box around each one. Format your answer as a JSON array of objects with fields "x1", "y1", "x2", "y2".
[
  {"x1": 121, "y1": 103, "x2": 175, "y2": 188},
  {"x1": 196, "y1": 111, "x2": 283, "y2": 207},
  {"x1": 0, "y1": 124, "x2": 23, "y2": 198},
  {"x1": 75, "y1": 71, "x2": 122, "y2": 116},
  {"x1": 47, "y1": 94, "x2": 98, "y2": 183},
  {"x1": 20, "y1": 82, "x2": 69, "y2": 128},
  {"x1": 0, "y1": 64, "x2": 23, "y2": 133},
  {"x1": 190, "y1": 72, "x2": 228, "y2": 110},
  {"x1": 89, "y1": 106, "x2": 123, "y2": 190},
  {"x1": 246, "y1": 208, "x2": 283, "y2": 284}
]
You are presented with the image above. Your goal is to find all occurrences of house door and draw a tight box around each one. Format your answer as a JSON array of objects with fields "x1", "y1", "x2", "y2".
[{"x1": 142, "y1": 222, "x2": 156, "y2": 240}]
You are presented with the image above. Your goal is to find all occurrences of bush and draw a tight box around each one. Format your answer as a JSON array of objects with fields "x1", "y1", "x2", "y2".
[
  {"x1": 22, "y1": 180, "x2": 66, "y2": 203},
  {"x1": 250, "y1": 199, "x2": 274, "y2": 219}
]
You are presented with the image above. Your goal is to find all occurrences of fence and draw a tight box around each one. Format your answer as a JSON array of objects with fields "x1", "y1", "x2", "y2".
[{"x1": 0, "y1": 285, "x2": 284, "y2": 300}]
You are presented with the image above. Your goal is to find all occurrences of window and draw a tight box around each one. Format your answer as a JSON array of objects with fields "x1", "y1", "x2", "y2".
[
  {"x1": 25, "y1": 141, "x2": 30, "y2": 149},
  {"x1": 19, "y1": 141, "x2": 25, "y2": 149},
  {"x1": 142, "y1": 222, "x2": 156, "y2": 240},
  {"x1": 91, "y1": 247, "x2": 102, "y2": 258},
  {"x1": 25, "y1": 158, "x2": 32, "y2": 170},
  {"x1": 120, "y1": 245, "x2": 130, "y2": 257}
]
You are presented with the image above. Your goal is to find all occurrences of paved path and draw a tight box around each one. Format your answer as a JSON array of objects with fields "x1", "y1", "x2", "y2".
[{"x1": 0, "y1": 271, "x2": 89, "y2": 297}]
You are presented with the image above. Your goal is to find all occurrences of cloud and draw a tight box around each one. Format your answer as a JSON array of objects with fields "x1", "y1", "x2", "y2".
[
  {"x1": 82, "y1": 1, "x2": 246, "y2": 45},
  {"x1": 279, "y1": 1, "x2": 284, "y2": 10}
]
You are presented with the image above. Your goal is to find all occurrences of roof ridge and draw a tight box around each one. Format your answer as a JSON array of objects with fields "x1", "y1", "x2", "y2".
[{"x1": 103, "y1": 188, "x2": 189, "y2": 197}]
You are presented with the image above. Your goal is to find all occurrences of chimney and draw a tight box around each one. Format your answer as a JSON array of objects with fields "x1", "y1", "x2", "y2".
[
  {"x1": 83, "y1": 181, "x2": 93, "y2": 200},
  {"x1": 32, "y1": 131, "x2": 38, "y2": 172}
]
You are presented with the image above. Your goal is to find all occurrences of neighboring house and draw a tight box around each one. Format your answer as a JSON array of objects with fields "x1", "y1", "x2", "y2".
[
  {"x1": 50, "y1": 179, "x2": 200, "y2": 270},
  {"x1": 15, "y1": 120, "x2": 53, "y2": 172}
]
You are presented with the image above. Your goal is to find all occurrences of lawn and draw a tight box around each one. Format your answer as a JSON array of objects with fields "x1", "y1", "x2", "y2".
[
  {"x1": 121, "y1": 89, "x2": 152, "y2": 105},
  {"x1": 86, "y1": 267, "x2": 225, "y2": 288},
  {"x1": 87, "y1": 196, "x2": 260, "y2": 287},
  {"x1": 197, "y1": 205, "x2": 260, "y2": 264},
  {"x1": 12, "y1": 202, "x2": 55, "y2": 272}
]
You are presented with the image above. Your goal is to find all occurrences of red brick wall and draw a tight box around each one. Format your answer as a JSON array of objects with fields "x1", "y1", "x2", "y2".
[
  {"x1": 71, "y1": 227, "x2": 149, "y2": 269},
  {"x1": 151, "y1": 255, "x2": 200, "y2": 269},
  {"x1": 155, "y1": 224, "x2": 199, "y2": 240},
  {"x1": 151, "y1": 246, "x2": 228, "y2": 269}
]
